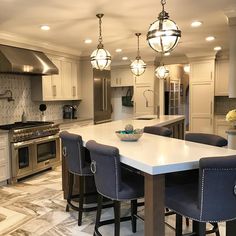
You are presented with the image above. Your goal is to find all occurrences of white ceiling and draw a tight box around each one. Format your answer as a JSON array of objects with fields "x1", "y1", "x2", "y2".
[{"x1": 0, "y1": 0, "x2": 236, "y2": 63}]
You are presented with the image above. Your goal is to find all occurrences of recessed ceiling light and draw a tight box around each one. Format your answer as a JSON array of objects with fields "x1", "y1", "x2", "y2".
[
  {"x1": 40, "y1": 25, "x2": 50, "y2": 31},
  {"x1": 191, "y1": 21, "x2": 202, "y2": 27},
  {"x1": 122, "y1": 56, "x2": 128, "y2": 61},
  {"x1": 206, "y1": 36, "x2": 215, "y2": 42},
  {"x1": 84, "y1": 39, "x2": 92, "y2": 44},
  {"x1": 164, "y1": 52, "x2": 170, "y2": 56},
  {"x1": 214, "y1": 46, "x2": 222, "y2": 51},
  {"x1": 115, "y1": 49, "x2": 122, "y2": 53}
]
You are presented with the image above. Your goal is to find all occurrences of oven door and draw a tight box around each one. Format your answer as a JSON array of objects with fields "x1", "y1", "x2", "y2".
[
  {"x1": 11, "y1": 140, "x2": 34, "y2": 180},
  {"x1": 33, "y1": 134, "x2": 60, "y2": 170}
]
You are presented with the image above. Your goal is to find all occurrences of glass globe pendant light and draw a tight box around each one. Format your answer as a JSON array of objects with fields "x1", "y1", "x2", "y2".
[
  {"x1": 130, "y1": 33, "x2": 146, "y2": 76},
  {"x1": 155, "y1": 65, "x2": 169, "y2": 79},
  {"x1": 147, "y1": 0, "x2": 181, "y2": 53},
  {"x1": 91, "y1": 14, "x2": 111, "y2": 70}
]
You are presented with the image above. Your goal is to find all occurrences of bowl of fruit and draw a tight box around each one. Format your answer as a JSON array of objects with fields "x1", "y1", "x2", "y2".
[{"x1": 116, "y1": 124, "x2": 143, "y2": 141}]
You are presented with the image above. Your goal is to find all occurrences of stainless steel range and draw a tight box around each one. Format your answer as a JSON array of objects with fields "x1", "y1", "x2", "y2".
[{"x1": 0, "y1": 121, "x2": 60, "y2": 183}]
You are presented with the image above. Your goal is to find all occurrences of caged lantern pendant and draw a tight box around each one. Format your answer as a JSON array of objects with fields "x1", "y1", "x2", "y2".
[
  {"x1": 155, "y1": 65, "x2": 169, "y2": 79},
  {"x1": 147, "y1": 0, "x2": 181, "y2": 53},
  {"x1": 91, "y1": 14, "x2": 111, "y2": 70},
  {"x1": 130, "y1": 33, "x2": 146, "y2": 76}
]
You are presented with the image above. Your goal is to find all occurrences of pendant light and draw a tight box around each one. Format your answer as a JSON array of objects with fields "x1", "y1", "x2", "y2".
[
  {"x1": 130, "y1": 33, "x2": 146, "y2": 76},
  {"x1": 91, "y1": 14, "x2": 111, "y2": 70},
  {"x1": 147, "y1": 0, "x2": 181, "y2": 53},
  {"x1": 155, "y1": 65, "x2": 169, "y2": 79}
]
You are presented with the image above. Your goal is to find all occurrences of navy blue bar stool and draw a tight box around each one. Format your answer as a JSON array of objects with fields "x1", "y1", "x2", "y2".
[
  {"x1": 60, "y1": 131, "x2": 97, "y2": 226},
  {"x1": 86, "y1": 140, "x2": 144, "y2": 236},
  {"x1": 144, "y1": 125, "x2": 172, "y2": 137},
  {"x1": 166, "y1": 155, "x2": 236, "y2": 236}
]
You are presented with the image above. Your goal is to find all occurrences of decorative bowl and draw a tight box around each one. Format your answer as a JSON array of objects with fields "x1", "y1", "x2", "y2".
[{"x1": 115, "y1": 130, "x2": 143, "y2": 141}]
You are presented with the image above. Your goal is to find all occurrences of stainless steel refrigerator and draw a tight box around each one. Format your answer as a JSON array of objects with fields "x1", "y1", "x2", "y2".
[{"x1": 93, "y1": 69, "x2": 112, "y2": 124}]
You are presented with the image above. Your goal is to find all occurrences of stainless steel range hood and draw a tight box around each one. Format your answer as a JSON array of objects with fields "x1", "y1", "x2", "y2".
[{"x1": 0, "y1": 44, "x2": 59, "y2": 75}]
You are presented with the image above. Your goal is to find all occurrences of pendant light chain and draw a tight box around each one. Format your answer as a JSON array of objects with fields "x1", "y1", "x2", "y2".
[
  {"x1": 98, "y1": 16, "x2": 103, "y2": 44},
  {"x1": 137, "y1": 34, "x2": 140, "y2": 58},
  {"x1": 161, "y1": 0, "x2": 166, "y2": 10}
]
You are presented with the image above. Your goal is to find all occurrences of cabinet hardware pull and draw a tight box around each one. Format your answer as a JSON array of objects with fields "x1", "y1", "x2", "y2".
[
  {"x1": 72, "y1": 86, "x2": 76, "y2": 96},
  {"x1": 210, "y1": 101, "x2": 213, "y2": 115}
]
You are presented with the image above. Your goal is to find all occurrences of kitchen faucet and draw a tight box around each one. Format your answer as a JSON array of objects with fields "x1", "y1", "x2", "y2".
[
  {"x1": 0, "y1": 90, "x2": 14, "y2": 102},
  {"x1": 143, "y1": 89, "x2": 160, "y2": 118}
]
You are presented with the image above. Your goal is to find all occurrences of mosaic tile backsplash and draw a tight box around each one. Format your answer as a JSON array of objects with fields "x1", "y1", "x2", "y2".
[
  {"x1": 215, "y1": 96, "x2": 236, "y2": 115},
  {"x1": 0, "y1": 74, "x2": 78, "y2": 125}
]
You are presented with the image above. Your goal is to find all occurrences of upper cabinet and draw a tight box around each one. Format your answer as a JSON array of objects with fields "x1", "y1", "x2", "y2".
[
  {"x1": 111, "y1": 67, "x2": 133, "y2": 87},
  {"x1": 31, "y1": 55, "x2": 82, "y2": 101},
  {"x1": 215, "y1": 59, "x2": 229, "y2": 96}
]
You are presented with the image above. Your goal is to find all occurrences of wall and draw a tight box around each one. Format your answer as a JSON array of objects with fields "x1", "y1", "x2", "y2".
[
  {"x1": 215, "y1": 96, "x2": 236, "y2": 115},
  {"x1": 111, "y1": 87, "x2": 133, "y2": 120},
  {"x1": 0, "y1": 74, "x2": 78, "y2": 125}
]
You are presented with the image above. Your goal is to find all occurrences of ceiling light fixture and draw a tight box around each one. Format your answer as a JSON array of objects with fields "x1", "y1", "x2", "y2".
[
  {"x1": 214, "y1": 46, "x2": 222, "y2": 51},
  {"x1": 155, "y1": 65, "x2": 169, "y2": 79},
  {"x1": 115, "y1": 49, "x2": 122, "y2": 52},
  {"x1": 147, "y1": 0, "x2": 181, "y2": 53},
  {"x1": 164, "y1": 52, "x2": 170, "y2": 56},
  {"x1": 84, "y1": 39, "x2": 92, "y2": 44},
  {"x1": 40, "y1": 25, "x2": 50, "y2": 31},
  {"x1": 191, "y1": 21, "x2": 202, "y2": 27},
  {"x1": 183, "y1": 64, "x2": 190, "y2": 74},
  {"x1": 90, "y1": 14, "x2": 111, "y2": 70},
  {"x1": 206, "y1": 36, "x2": 215, "y2": 42},
  {"x1": 122, "y1": 56, "x2": 128, "y2": 60},
  {"x1": 130, "y1": 33, "x2": 146, "y2": 76}
]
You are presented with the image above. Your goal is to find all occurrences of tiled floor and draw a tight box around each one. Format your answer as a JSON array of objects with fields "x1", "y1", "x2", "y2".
[{"x1": 0, "y1": 167, "x2": 226, "y2": 235}]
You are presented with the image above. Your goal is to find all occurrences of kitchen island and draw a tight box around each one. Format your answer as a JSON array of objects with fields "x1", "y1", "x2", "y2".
[
  {"x1": 62, "y1": 114, "x2": 236, "y2": 236},
  {"x1": 61, "y1": 115, "x2": 185, "y2": 200}
]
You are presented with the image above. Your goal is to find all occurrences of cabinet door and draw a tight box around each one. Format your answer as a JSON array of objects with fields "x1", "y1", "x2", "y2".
[
  {"x1": 0, "y1": 134, "x2": 10, "y2": 181},
  {"x1": 61, "y1": 60, "x2": 72, "y2": 99},
  {"x1": 190, "y1": 60, "x2": 214, "y2": 82},
  {"x1": 134, "y1": 85, "x2": 154, "y2": 115},
  {"x1": 51, "y1": 58, "x2": 62, "y2": 99},
  {"x1": 71, "y1": 62, "x2": 81, "y2": 99},
  {"x1": 42, "y1": 75, "x2": 54, "y2": 100},
  {"x1": 215, "y1": 59, "x2": 229, "y2": 96},
  {"x1": 111, "y1": 68, "x2": 133, "y2": 87},
  {"x1": 190, "y1": 82, "x2": 214, "y2": 133}
]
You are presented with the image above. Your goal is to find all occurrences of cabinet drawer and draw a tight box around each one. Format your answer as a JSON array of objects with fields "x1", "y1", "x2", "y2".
[{"x1": 0, "y1": 163, "x2": 9, "y2": 182}]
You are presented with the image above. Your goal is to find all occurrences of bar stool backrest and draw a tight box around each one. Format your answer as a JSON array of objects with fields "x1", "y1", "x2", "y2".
[
  {"x1": 86, "y1": 140, "x2": 122, "y2": 200},
  {"x1": 59, "y1": 131, "x2": 87, "y2": 175},
  {"x1": 144, "y1": 126, "x2": 172, "y2": 137},
  {"x1": 198, "y1": 155, "x2": 236, "y2": 222},
  {"x1": 185, "y1": 133, "x2": 228, "y2": 147}
]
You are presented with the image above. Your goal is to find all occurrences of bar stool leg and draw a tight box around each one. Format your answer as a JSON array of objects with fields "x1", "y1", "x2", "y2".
[
  {"x1": 175, "y1": 214, "x2": 183, "y2": 236},
  {"x1": 66, "y1": 172, "x2": 74, "y2": 212},
  {"x1": 78, "y1": 176, "x2": 84, "y2": 226},
  {"x1": 114, "y1": 200, "x2": 121, "y2": 236},
  {"x1": 94, "y1": 194, "x2": 103, "y2": 236},
  {"x1": 131, "y1": 200, "x2": 137, "y2": 233},
  {"x1": 198, "y1": 222, "x2": 206, "y2": 236}
]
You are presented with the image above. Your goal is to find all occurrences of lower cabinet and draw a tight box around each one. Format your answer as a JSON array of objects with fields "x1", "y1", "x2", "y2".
[{"x1": 0, "y1": 133, "x2": 10, "y2": 183}]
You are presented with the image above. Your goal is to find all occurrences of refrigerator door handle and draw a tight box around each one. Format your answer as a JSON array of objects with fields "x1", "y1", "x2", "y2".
[
  {"x1": 102, "y1": 78, "x2": 105, "y2": 111},
  {"x1": 105, "y1": 78, "x2": 108, "y2": 111}
]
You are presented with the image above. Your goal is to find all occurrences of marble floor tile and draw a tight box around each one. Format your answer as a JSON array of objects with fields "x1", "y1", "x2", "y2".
[{"x1": 0, "y1": 167, "x2": 227, "y2": 236}]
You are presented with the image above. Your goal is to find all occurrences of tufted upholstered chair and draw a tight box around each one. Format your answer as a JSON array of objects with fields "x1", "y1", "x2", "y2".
[
  {"x1": 59, "y1": 131, "x2": 97, "y2": 226},
  {"x1": 86, "y1": 140, "x2": 144, "y2": 236},
  {"x1": 166, "y1": 155, "x2": 236, "y2": 236},
  {"x1": 144, "y1": 125, "x2": 172, "y2": 137}
]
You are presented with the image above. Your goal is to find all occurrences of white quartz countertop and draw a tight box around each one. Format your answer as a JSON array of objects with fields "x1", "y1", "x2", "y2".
[
  {"x1": 53, "y1": 117, "x2": 93, "y2": 125},
  {"x1": 67, "y1": 115, "x2": 236, "y2": 175}
]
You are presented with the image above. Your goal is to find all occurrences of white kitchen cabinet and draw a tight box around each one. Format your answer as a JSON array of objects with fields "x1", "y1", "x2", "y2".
[
  {"x1": 0, "y1": 132, "x2": 10, "y2": 183},
  {"x1": 111, "y1": 67, "x2": 133, "y2": 87},
  {"x1": 189, "y1": 58, "x2": 215, "y2": 133},
  {"x1": 31, "y1": 55, "x2": 81, "y2": 101},
  {"x1": 215, "y1": 59, "x2": 229, "y2": 96},
  {"x1": 190, "y1": 81, "x2": 214, "y2": 133}
]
